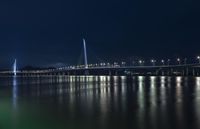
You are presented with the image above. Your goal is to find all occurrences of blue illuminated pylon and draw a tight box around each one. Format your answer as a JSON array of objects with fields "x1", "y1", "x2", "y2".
[{"x1": 13, "y1": 59, "x2": 17, "y2": 76}]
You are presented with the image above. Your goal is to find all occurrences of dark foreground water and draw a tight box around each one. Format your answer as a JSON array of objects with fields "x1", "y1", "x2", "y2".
[{"x1": 0, "y1": 76, "x2": 200, "y2": 129}]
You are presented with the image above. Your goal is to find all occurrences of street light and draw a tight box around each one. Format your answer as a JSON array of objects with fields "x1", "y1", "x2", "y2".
[
  {"x1": 167, "y1": 59, "x2": 170, "y2": 66},
  {"x1": 197, "y1": 56, "x2": 200, "y2": 63},
  {"x1": 114, "y1": 62, "x2": 118, "y2": 67},
  {"x1": 139, "y1": 60, "x2": 143, "y2": 66},
  {"x1": 177, "y1": 58, "x2": 181, "y2": 65},
  {"x1": 121, "y1": 61, "x2": 126, "y2": 66},
  {"x1": 151, "y1": 59, "x2": 156, "y2": 66},
  {"x1": 161, "y1": 59, "x2": 165, "y2": 65}
]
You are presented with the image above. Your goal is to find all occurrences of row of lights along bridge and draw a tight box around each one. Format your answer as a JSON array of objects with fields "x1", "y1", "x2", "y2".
[{"x1": 58, "y1": 56, "x2": 200, "y2": 70}]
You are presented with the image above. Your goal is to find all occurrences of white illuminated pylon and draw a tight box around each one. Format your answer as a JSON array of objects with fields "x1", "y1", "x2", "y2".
[{"x1": 83, "y1": 39, "x2": 88, "y2": 68}]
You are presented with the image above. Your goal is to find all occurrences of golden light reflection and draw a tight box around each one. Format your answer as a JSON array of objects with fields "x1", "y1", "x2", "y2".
[
  {"x1": 161, "y1": 76, "x2": 166, "y2": 87},
  {"x1": 176, "y1": 76, "x2": 183, "y2": 103},
  {"x1": 121, "y1": 76, "x2": 126, "y2": 96},
  {"x1": 138, "y1": 76, "x2": 144, "y2": 91},
  {"x1": 106, "y1": 76, "x2": 111, "y2": 82},
  {"x1": 138, "y1": 76, "x2": 145, "y2": 108},
  {"x1": 100, "y1": 76, "x2": 106, "y2": 82},
  {"x1": 195, "y1": 77, "x2": 200, "y2": 128},
  {"x1": 113, "y1": 76, "x2": 118, "y2": 82},
  {"x1": 137, "y1": 76, "x2": 145, "y2": 129},
  {"x1": 196, "y1": 77, "x2": 200, "y2": 87},
  {"x1": 150, "y1": 76, "x2": 157, "y2": 106},
  {"x1": 160, "y1": 76, "x2": 166, "y2": 104},
  {"x1": 176, "y1": 77, "x2": 182, "y2": 86},
  {"x1": 167, "y1": 77, "x2": 171, "y2": 87}
]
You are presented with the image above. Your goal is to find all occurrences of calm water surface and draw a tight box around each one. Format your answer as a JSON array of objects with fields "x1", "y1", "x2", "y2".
[{"x1": 0, "y1": 76, "x2": 200, "y2": 129}]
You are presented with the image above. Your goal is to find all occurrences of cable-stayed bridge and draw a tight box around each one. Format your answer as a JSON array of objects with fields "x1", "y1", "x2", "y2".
[{"x1": 1, "y1": 39, "x2": 200, "y2": 76}]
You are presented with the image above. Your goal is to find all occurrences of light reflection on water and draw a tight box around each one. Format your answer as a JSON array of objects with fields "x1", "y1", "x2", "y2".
[
  {"x1": 0, "y1": 76, "x2": 199, "y2": 129},
  {"x1": 12, "y1": 76, "x2": 17, "y2": 109}
]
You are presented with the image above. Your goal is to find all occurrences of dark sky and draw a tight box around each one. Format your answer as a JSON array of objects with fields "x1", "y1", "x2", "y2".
[{"x1": 0, "y1": 0, "x2": 200, "y2": 68}]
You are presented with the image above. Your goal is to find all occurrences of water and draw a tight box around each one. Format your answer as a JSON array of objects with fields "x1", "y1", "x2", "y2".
[{"x1": 0, "y1": 76, "x2": 200, "y2": 129}]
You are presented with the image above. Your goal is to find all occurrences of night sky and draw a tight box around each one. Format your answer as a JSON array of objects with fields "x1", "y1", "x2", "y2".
[{"x1": 0, "y1": 0, "x2": 200, "y2": 68}]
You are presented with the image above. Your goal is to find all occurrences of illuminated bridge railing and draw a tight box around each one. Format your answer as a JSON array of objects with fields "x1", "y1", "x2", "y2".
[{"x1": 1, "y1": 63, "x2": 200, "y2": 74}]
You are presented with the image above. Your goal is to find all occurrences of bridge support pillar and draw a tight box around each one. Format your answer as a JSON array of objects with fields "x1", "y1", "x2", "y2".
[
  {"x1": 167, "y1": 69, "x2": 170, "y2": 76},
  {"x1": 155, "y1": 69, "x2": 159, "y2": 76},
  {"x1": 109, "y1": 71, "x2": 112, "y2": 76},
  {"x1": 161, "y1": 71, "x2": 164, "y2": 76},
  {"x1": 84, "y1": 70, "x2": 89, "y2": 76},
  {"x1": 115, "y1": 71, "x2": 118, "y2": 76},
  {"x1": 193, "y1": 69, "x2": 195, "y2": 76},
  {"x1": 186, "y1": 67, "x2": 189, "y2": 76},
  {"x1": 171, "y1": 68, "x2": 173, "y2": 76}
]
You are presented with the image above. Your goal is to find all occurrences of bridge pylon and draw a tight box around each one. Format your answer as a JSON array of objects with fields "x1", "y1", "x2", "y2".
[
  {"x1": 13, "y1": 59, "x2": 17, "y2": 76},
  {"x1": 83, "y1": 38, "x2": 88, "y2": 69}
]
